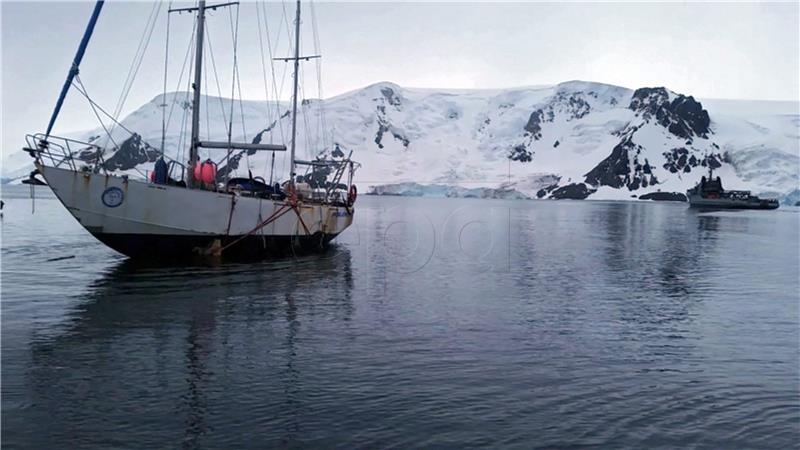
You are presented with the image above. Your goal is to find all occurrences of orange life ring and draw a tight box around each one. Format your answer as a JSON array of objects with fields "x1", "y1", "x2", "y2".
[{"x1": 348, "y1": 184, "x2": 358, "y2": 205}]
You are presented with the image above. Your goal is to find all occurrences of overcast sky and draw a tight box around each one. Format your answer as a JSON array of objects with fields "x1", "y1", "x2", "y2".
[{"x1": 2, "y1": 1, "x2": 798, "y2": 157}]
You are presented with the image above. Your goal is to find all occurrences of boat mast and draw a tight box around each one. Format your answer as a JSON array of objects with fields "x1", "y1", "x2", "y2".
[
  {"x1": 45, "y1": 0, "x2": 105, "y2": 140},
  {"x1": 188, "y1": 0, "x2": 207, "y2": 189},
  {"x1": 289, "y1": 0, "x2": 301, "y2": 187},
  {"x1": 170, "y1": 0, "x2": 284, "y2": 187}
]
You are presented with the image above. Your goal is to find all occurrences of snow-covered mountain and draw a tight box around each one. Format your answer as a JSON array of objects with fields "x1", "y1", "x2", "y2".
[{"x1": 4, "y1": 81, "x2": 798, "y2": 203}]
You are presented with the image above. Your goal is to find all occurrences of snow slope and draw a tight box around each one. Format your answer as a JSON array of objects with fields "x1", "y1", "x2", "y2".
[{"x1": 3, "y1": 81, "x2": 798, "y2": 203}]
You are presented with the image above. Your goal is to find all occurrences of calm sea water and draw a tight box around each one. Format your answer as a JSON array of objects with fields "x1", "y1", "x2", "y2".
[{"x1": 2, "y1": 185, "x2": 799, "y2": 449}]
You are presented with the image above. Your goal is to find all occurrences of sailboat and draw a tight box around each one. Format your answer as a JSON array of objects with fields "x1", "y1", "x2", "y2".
[{"x1": 23, "y1": 0, "x2": 359, "y2": 259}]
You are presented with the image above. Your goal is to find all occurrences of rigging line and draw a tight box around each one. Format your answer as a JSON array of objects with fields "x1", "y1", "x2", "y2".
[
  {"x1": 266, "y1": 0, "x2": 287, "y2": 138},
  {"x1": 295, "y1": 7, "x2": 310, "y2": 155},
  {"x1": 177, "y1": 72, "x2": 194, "y2": 172},
  {"x1": 177, "y1": 99, "x2": 188, "y2": 171},
  {"x1": 264, "y1": 0, "x2": 289, "y2": 180},
  {"x1": 176, "y1": 27, "x2": 196, "y2": 175},
  {"x1": 279, "y1": 0, "x2": 293, "y2": 48},
  {"x1": 255, "y1": 2, "x2": 273, "y2": 128},
  {"x1": 226, "y1": 5, "x2": 236, "y2": 146},
  {"x1": 204, "y1": 25, "x2": 230, "y2": 138},
  {"x1": 161, "y1": 0, "x2": 172, "y2": 156},
  {"x1": 309, "y1": 0, "x2": 327, "y2": 149},
  {"x1": 72, "y1": 77, "x2": 167, "y2": 168},
  {"x1": 235, "y1": 60, "x2": 251, "y2": 170},
  {"x1": 110, "y1": 0, "x2": 159, "y2": 121},
  {"x1": 75, "y1": 76, "x2": 120, "y2": 154},
  {"x1": 224, "y1": 4, "x2": 237, "y2": 181},
  {"x1": 203, "y1": 43, "x2": 211, "y2": 157},
  {"x1": 298, "y1": 72, "x2": 318, "y2": 160},
  {"x1": 229, "y1": 4, "x2": 249, "y2": 172},
  {"x1": 74, "y1": 77, "x2": 148, "y2": 178},
  {"x1": 229, "y1": 5, "x2": 246, "y2": 139},
  {"x1": 256, "y1": 1, "x2": 275, "y2": 180},
  {"x1": 255, "y1": 1, "x2": 274, "y2": 181},
  {"x1": 264, "y1": 0, "x2": 288, "y2": 144},
  {"x1": 296, "y1": 36, "x2": 317, "y2": 167},
  {"x1": 276, "y1": 56, "x2": 292, "y2": 177},
  {"x1": 163, "y1": 15, "x2": 197, "y2": 144},
  {"x1": 299, "y1": 83, "x2": 313, "y2": 161},
  {"x1": 108, "y1": 1, "x2": 163, "y2": 141}
]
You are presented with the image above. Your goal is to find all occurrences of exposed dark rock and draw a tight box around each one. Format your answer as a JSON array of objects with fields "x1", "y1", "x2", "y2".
[
  {"x1": 524, "y1": 109, "x2": 544, "y2": 138},
  {"x1": 584, "y1": 137, "x2": 651, "y2": 190},
  {"x1": 374, "y1": 92, "x2": 410, "y2": 149},
  {"x1": 102, "y1": 134, "x2": 160, "y2": 171},
  {"x1": 703, "y1": 153, "x2": 722, "y2": 169},
  {"x1": 639, "y1": 191, "x2": 688, "y2": 202},
  {"x1": 392, "y1": 131, "x2": 410, "y2": 147},
  {"x1": 516, "y1": 91, "x2": 604, "y2": 161},
  {"x1": 375, "y1": 124, "x2": 388, "y2": 148},
  {"x1": 374, "y1": 123, "x2": 410, "y2": 149},
  {"x1": 216, "y1": 152, "x2": 246, "y2": 182},
  {"x1": 296, "y1": 164, "x2": 332, "y2": 188},
  {"x1": 553, "y1": 140, "x2": 560, "y2": 148},
  {"x1": 380, "y1": 87, "x2": 402, "y2": 108},
  {"x1": 663, "y1": 147, "x2": 722, "y2": 174},
  {"x1": 629, "y1": 87, "x2": 710, "y2": 139},
  {"x1": 584, "y1": 140, "x2": 629, "y2": 188},
  {"x1": 669, "y1": 95, "x2": 710, "y2": 138},
  {"x1": 536, "y1": 183, "x2": 559, "y2": 198},
  {"x1": 218, "y1": 111, "x2": 290, "y2": 180},
  {"x1": 553, "y1": 91, "x2": 592, "y2": 120},
  {"x1": 523, "y1": 91, "x2": 597, "y2": 141},
  {"x1": 509, "y1": 144, "x2": 532, "y2": 162},
  {"x1": 251, "y1": 110, "x2": 290, "y2": 149},
  {"x1": 77, "y1": 148, "x2": 101, "y2": 162},
  {"x1": 550, "y1": 183, "x2": 595, "y2": 200}
]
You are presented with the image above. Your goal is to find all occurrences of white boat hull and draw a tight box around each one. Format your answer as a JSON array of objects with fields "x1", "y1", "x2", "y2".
[{"x1": 37, "y1": 164, "x2": 354, "y2": 258}]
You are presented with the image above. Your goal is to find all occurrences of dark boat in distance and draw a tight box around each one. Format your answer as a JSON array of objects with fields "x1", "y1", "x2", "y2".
[{"x1": 687, "y1": 166, "x2": 779, "y2": 210}]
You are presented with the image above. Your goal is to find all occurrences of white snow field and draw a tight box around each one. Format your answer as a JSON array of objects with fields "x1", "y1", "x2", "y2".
[{"x1": 4, "y1": 81, "x2": 798, "y2": 203}]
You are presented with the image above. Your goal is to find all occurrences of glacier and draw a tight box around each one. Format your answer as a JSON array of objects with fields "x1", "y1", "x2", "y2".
[{"x1": 3, "y1": 80, "x2": 798, "y2": 204}]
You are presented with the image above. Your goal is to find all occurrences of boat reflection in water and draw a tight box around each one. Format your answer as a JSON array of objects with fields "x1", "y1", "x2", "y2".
[{"x1": 24, "y1": 248, "x2": 353, "y2": 448}]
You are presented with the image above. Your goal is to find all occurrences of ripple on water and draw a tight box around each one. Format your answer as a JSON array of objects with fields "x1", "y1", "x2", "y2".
[{"x1": 1, "y1": 195, "x2": 798, "y2": 448}]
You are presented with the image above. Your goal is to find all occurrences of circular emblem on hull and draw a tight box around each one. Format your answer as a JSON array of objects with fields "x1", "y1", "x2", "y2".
[{"x1": 102, "y1": 187, "x2": 124, "y2": 208}]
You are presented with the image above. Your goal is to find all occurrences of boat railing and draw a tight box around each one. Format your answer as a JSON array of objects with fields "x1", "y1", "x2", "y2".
[
  {"x1": 24, "y1": 133, "x2": 106, "y2": 173},
  {"x1": 25, "y1": 133, "x2": 190, "y2": 182},
  {"x1": 24, "y1": 133, "x2": 360, "y2": 205},
  {"x1": 294, "y1": 155, "x2": 359, "y2": 205}
]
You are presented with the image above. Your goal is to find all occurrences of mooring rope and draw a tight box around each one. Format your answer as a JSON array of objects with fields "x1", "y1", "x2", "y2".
[{"x1": 219, "y1": 202, "x2": 292, "y2": 253}]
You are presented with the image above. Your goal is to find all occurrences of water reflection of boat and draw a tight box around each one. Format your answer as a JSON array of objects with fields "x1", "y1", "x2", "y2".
[
  {"x1": 687, "y1": 166, "x2": 779, "y2": 210},
  {"x1": 24, "y1": 249, "x2": 353, "y2": 448}
]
